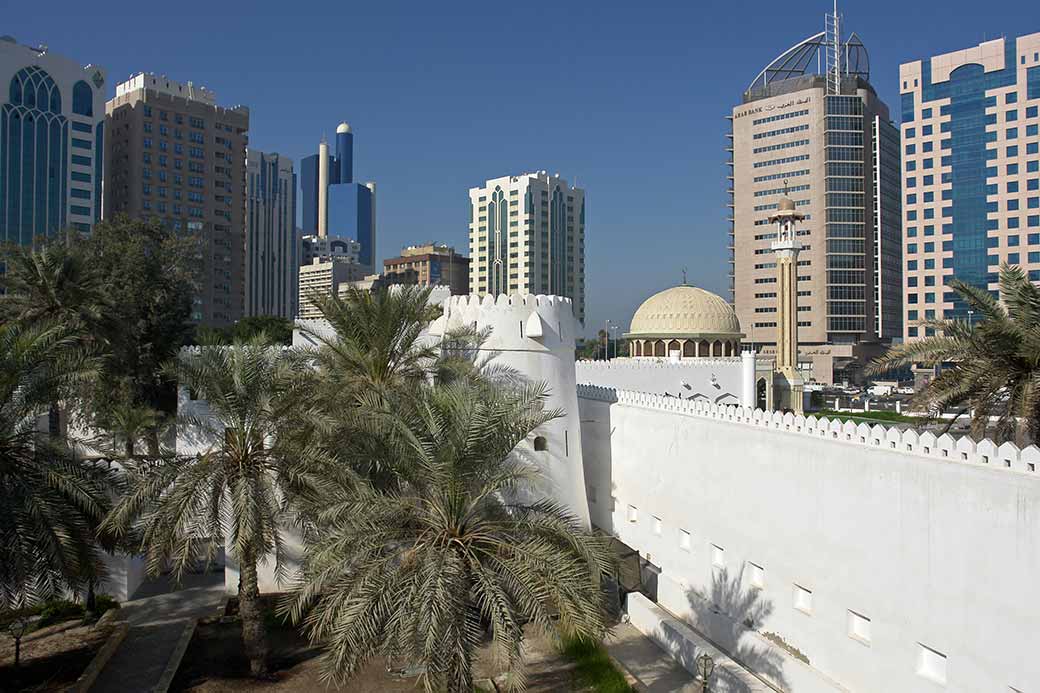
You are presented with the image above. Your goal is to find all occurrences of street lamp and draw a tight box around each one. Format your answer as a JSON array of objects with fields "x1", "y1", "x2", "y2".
[
  {"x1": 967, "y1": 309, "x2": 974, "y2": 328},
  {"x1": 696, "y1": 652, "x2": 715, "y2": 692},
  {"x1": 609, "y1": 324, "x2": 620, "y2": 359}
]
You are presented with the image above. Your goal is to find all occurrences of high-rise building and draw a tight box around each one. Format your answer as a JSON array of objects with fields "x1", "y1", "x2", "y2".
[
  {"x1": 300, "y1": 122, "x2": 376, "y2": 269},
  {"x1": 298, "y1": 257, "x2": 368, "y2": 319},
  {"x1": 245, "y1": 150, "x2": 296, "y2": 319},
  {"x1": 0, "y1": 37, "x2": 106, "y2": 244},
  {"x1": 730, "y1": 22, "x2": 901, "y2": 385},
  {"x1": 899, "y1": 33, "x2": 1040, "y2": 342},
  {"x1": 105, "y1": 73, "x2": 249, "y2": 327},
  {"x1": 384, "y1": 243, "x2": 469, "y2": 294},
  {"x1": 468, "y1": 171, "x2": 585, "y2": 323}
]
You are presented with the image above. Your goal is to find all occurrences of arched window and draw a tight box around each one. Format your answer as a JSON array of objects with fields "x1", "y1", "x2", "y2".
[
  {"x1": 654, "y1": 340, "x2": 665, "y2": 357},
  {"x1": 72, "y1": 80, "x2": 93, "y2": 116},
  {"x1": 713, "y1": 340, "x2": 723, "y2": 357},
  {"x1": 683, "y1": 341, "x2": 695, "y2": 358},
  {"x1": 667, "y1": 339, "x2": 681, "y2": 356},
  {"x1": 633, "y1": 341, "x2": 642, "y2": 357},
  {"x1": 533, "y1": 436, "x2": 548, "y2": 452},
  {"x1": 9, "y1": 75, "x2": 21, "y2": 105}
]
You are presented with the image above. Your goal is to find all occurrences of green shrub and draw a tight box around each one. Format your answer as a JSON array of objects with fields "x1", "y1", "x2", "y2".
[
  {"x1": 93, "y1": 594, "x2": 120, "y2": 615},
  {"x1": 560, "y1": 635, "x2": 634, "y2": 693},
  {"x1": 38, "y1": 599, "x2": 85, "y2": 627}
]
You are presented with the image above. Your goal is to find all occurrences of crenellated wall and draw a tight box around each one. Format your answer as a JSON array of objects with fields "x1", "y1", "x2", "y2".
[
  {"x1": 576, "y1": 358, "x2": 749, "y2": 407},
  {"x1": 578, "y1": 384, "x2": 1040, "y2": 693}
]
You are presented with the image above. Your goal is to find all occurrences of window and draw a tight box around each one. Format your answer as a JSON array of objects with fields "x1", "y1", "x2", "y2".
[
  {"x1": 793, "y1": 584, "x2": 813, "y2": 614},
  {"x1": 533, "y1": 436, "x2": 547, "y2": 452},
  {"x1": 72, "y1": 80, "x2": 93, "y2": 116},
  {"x1": 678, "y1": 529, "x2": 691, "y2": 552},
  {"x1": 627, "y1": 505, "x2": 638, "y2": 523},
  {"x1": 711, "y1": 544, "x2": 725, "y2": 568},
  {"x1": 847, "y1": 611, "x2": 871, "y2": 645},
  {"x1": 916, "y1": 644, "x2": 947, "y2": 685}
]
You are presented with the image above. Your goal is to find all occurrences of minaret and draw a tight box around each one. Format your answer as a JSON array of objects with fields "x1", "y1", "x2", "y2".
[
  {"x1": 317, "y1": 137, "x2": 329, "y2": 238},
  {"x1": 335, "y1": 122, "x2": 353, "y2": 184},
  {"x1": 769, "y1": 188, "x2": 805, "y2": 414}
]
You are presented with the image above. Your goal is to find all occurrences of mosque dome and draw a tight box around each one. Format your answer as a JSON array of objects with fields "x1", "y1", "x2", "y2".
[
  {"x1": 778, "y1": 196, "x2": 796, "y2": 211},
  {"x1": 336, "y1": 122, "x2": 351, "y2": 134},
  {"x1": 628, "y1": 285, "x2": 742, "y2": 338}
]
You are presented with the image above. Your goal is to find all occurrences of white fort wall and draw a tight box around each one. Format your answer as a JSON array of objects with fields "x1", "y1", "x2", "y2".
[
  {"x1": 431, "y1": 293, "x2": 590, "y2": 526},
  {"x1": 578, "y1": 386, "x2": 1040, "y2": 693},
  {"x1": 576, "y1": 356, "x2": 757, "y2": 407}
]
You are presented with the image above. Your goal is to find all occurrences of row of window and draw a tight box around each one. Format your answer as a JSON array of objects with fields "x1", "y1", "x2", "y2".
[
  {"x1": 752, "y1": 123, "x2": 809, "y2": 140},
  {"x1": 753, "y1": 139, "x2": 809, "y2": 155},
  {"x1": 753, "y1": 154, "x2": 810, "y2": 169},
  {"x1": 752, "y1": 168, "x2": 810, "y2": 184},
  {"x1": 754, "y1": 183, "x2": 810, "y2": 198}
]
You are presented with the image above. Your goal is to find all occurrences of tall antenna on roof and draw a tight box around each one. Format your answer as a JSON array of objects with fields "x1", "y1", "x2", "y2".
[{"x1": 825, "y1": 0, "x2": 842, "y2": 95}]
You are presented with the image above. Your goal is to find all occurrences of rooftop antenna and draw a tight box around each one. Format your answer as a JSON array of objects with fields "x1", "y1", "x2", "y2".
[{"x1": 825, "y1": 0, "x2": 842, "y2": 95}]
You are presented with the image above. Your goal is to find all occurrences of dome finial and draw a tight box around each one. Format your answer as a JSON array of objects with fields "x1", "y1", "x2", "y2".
[{"x1": 682, "y1": 267, "x2": 688, "y2": 286}]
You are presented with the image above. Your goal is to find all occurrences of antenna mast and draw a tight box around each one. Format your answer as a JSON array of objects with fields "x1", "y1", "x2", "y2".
[{"x1": 825, "y1": 0, "x2": 842, "y2": 95}]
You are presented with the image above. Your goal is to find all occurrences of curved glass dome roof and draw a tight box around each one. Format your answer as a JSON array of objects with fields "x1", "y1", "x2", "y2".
[{"x1": 746, "y1": 31, "x2": 869, "y2": 96}]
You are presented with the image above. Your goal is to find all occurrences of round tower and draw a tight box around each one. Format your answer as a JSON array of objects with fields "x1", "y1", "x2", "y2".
[{"x1": 429, "y1": 294, "x2": 590, "y2": 527}]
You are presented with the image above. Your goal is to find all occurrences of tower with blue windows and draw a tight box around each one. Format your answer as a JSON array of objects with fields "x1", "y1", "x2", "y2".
[
  {"x1": 0, "y1": 37, "x2": 106, "y2": 245},
  {"x1": 900, "y1": 32, "x2": 1040, "y2": 343},
  {"x1": 300, "y1": 122, "x2": 376, "y2": 270}
]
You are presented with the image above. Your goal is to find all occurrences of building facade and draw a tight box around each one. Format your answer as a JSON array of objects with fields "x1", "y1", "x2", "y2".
[
  {"x1": 105, "y1": 73, "x2": 249, "y2": 327},
  {"x1": 0, "y1": 37, "x2": 106, "y2": 244},
  {"x1": 383, "y1": 243, "x2": 469, "y2": 294},
  {"x1": 730, "y1": 28, "x2": 901, "y2": 384},
  {"x1": 468, "y1": 171, "x2": 586, "y2": 323},
  {"x1": 245, "y1": 150, "x2": 296, "y2": 319},
  {"x1": 899, "y1": 33, "x2": 1040, "y2": 341},
  {"x1": 300, "y1": 122, "x2": 376, "y2": 270},
  {"x1": 298, "y1": 257, "x2": 368, "y2": 319}
]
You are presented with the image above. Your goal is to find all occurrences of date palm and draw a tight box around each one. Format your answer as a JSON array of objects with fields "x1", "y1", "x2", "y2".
[
  {"x1": 0, "y1": 240, "x2": 109, "y2": 331},
  {"x1": 869, "y1": 263, "x2": 1040, "y2": 442},
  {"x1": 0, "y1": 320, "x2": 112, "y2": 609},
  {"x1": 284, "y1": 381, "x2": 614, "y2": 692},
  {"x1": 103, "y1": 337, "x2": 322, "y2": 677}
]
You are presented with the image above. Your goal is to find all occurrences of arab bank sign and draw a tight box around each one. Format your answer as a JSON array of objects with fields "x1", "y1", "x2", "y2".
[{"x1": 734, "y1": 95, "x2": 811, "y2": 119}]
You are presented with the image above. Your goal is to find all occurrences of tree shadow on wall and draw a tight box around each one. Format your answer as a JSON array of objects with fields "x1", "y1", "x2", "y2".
[{"x1": 683, "y1": 566, "x2": 789, "y2": 693}]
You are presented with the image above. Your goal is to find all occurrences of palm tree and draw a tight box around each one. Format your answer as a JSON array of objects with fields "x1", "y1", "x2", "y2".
[
  {"x1": 304, "y1": 286, "x2": 441, "y2": 401},
  {"x1": 283, "y1": 381, "x2": 614, "y2": 692},
  {"x1": 103, "y1": 338, "x2": 322, "y2": 677},
  {"x1": 0, "y1": 320, "x2": 113, "y2": 609},
  {"x1": 868, "y1": 263, "x2": 1040, "y2": 442},
  {"x1": 0, "y1": 240, "x2": 109, "y2": 331}
]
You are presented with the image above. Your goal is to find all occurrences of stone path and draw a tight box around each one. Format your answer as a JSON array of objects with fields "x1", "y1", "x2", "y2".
[
  {"x1": 606, "y1": 622, "x2": 700, "y2": 692},
  {"x1": 91, "y1": 570, "x2": 224, "y2": 693}
]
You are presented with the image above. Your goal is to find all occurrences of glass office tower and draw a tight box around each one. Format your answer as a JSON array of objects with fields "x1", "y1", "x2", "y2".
[{"x1": 900, "y1": 33, "x2": 1040, "y2": 341}]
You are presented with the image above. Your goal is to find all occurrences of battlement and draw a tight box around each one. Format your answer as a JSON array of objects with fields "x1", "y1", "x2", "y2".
[
  {"x1": 441, "y1": 293, "x2": 573, "y2": 311},
  {"x1": 434, "y1": 293, "x2": 578, "y2": 350},
  {"x1": 577, "y1": 357, "x2": 744, "y2": 370},
  {"x1": 577, "y1": 384, "x2": 1040, "y2": 476}
]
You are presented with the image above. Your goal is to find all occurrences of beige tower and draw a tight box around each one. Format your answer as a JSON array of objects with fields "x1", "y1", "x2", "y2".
[{"x1": 770, "y1": 194, "x2": 805, "y2": 414}]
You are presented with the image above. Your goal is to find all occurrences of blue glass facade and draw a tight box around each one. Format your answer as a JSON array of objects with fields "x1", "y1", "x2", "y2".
[
  {"x1": 1, "y1": 66, "x2": 68, "y2": 245},
  {"x1": 910, "y1": 38, "x2": 1018, "y2": 320},
  {"x1": 299, "y1": 124, "x2": 375, "y2": 267}
]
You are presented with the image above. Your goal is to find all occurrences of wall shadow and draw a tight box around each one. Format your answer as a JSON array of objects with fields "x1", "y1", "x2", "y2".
[{"x1": 683, "y1": 566, "x2": 789, "y2": 693}]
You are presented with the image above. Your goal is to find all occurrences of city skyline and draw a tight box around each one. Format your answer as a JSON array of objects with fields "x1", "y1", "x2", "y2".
[{"x1": 3, "y1": 0, "x2": 1038, "y2": 335}]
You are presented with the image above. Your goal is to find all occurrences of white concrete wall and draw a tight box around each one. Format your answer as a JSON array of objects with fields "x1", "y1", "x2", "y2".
[
  {"x1": 578, "y1": 387, "x2": 1040, "y2": 693},
  {"x1": 576, "y1": 358, "x2": 746, "y2": 405}
]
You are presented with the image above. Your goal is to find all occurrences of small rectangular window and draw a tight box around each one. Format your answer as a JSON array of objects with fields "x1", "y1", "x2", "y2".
[
  {"x1": 793, "y1": 584, "x2": 813, "y2": 614},
  {"x1": 916, "y1": 644, "x2": 947, "y2": 685},
  {"x1": 847, "y1": 610, "x2": 871, "y2": 645},
  {"x1": 627, "y1": 505, "x2": 637, "y2": 523}
]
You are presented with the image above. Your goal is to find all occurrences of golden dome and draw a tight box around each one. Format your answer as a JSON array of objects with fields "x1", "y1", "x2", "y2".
[
  {"x1": 778, "y1": 196, "x2": 796, "y2": 211},
  {"x1": 627, "y1": 285, "x2": 743, "y2": 338}
]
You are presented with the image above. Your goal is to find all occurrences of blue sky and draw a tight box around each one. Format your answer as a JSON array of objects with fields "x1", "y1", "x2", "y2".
[{"x1": 6, "y1": 0, "x2": 1037, "y2": 336}]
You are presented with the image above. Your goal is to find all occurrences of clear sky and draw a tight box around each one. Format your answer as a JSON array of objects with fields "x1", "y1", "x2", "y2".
[{"x1": 5, "y1": 0, "x2": 1037, "y2": 336}]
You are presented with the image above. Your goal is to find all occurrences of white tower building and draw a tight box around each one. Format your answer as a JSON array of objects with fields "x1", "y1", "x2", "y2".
[
  {"x1": 430, "y1": 293, "x2": 590, "y2": 526},
  {"x1": 468, "y1": 172, "x2": 586, "y2": 324}
]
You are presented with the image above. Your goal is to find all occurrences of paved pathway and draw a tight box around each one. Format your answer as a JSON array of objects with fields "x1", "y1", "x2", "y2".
[
  {"x1": 607, "y1": 619, "x2": 780, "y2": 693},
  {"x1": 91, "y1": 570, "x2": 224, "y2": 693},
  {"x1": 606, "y1": 622, "x2": 700, "y2": 692}
]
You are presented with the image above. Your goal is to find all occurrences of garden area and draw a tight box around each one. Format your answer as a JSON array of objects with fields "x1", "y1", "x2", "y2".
[{"x1": 0, "y1": 598, "x2": 121, "y2": 692}]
